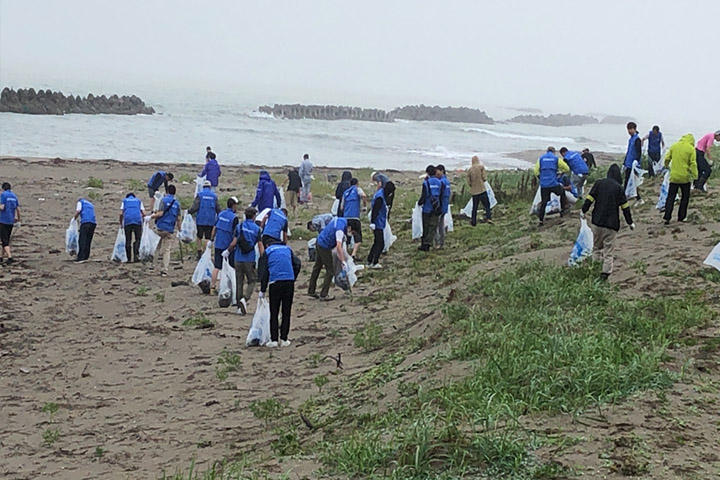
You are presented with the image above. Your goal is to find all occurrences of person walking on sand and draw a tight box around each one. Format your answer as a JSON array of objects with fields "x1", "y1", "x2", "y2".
[
  {"x1": 188, "y1": 180, "x2": 220, "y2": 260},
  {"x1": 467, "y1": 156, "x2": 492, "y2": 225},
  {"x1": 74, "y1": 197, "x2": 97, "y2": 263},
  {"x1": 307, "y1": 217, "x2": 358, "y2": 301},
  {"x1": 581, "y1": 148, "x2": 597, "y2": 170},
  {"x1": 307, "y1": 213, "x2": 334, "y2": 233},
  {"x1": 0, "y1": 182, "x2": 20, "y2": 265},
  {"x1": 334, "y1": 171, "x2": 352, "y2": 216},
  {"x1": 260, "y1": 207, "x2": 289, "y2": 246},
  {"x1": 258, "y1": 242, "x2": 301, "y2": 348},
  {"x1": 534, "y1": 147, "x2": 570, "y2": 227},
  {"x1": 200, "y1": 152, "x2": 221, "y2": 192},
  {"x1": 581, "y1": 164, "x2": 635, "y2": 281},
  {"x1": 251, "y1": 171, "x2": 281, "y2": 212},
  {"x1": 623, "y1": 122, "x2": 644, "y2": 204},
  {"x1": 299, "y1": 153, "x2": 313, "y2": 204},
  {"x1": 560, "y1": 147, "x2": 590, "y2": 198},
  {"x1": 663, "y1": 134, "x2": 698, "y2": 225},
  {"x1": 417, "y1": 165, "x2": 445, "y2": 251},
  {"x1": 434, "y1": 164, "x2": 451, "y2": 249},
  {"x1": 119, "y1": 192, "x2": 146, "y2": 263},
  {"x1": 210, "y1": 197, "x2": 239, "y2": 292},
  {"x1": 642, "y1": 125, "x2": 665, "y2": 177},
  {"x1": 367, "y1": 177, "x2": 387, "y2": 268},
  {"x1": 371, "y1": 171, "x2": 396, "y2": 218},
  {"x1": 694, "y1": 130, "x2": 719, "y2": 192},
  {"x1": 281, "y1": 168, "x2": 301, "y2": 215},
  {"x1": 341, "y1": 178, "x2": 366, "y2": 259},
  {"x1": 147, "y1": 170, "x2": 174, "y2": 212},
  {"x1": 150, "y1": 184, "x2": 181, "y2": 276},
  {"x1": 223, "y1": 207, "x2": 264, "y2": 315}
]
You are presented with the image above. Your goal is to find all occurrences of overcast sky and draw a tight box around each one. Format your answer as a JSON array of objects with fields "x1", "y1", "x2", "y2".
[{"x1": 1, "y1": 0, "x2": 718, "y2": 124}]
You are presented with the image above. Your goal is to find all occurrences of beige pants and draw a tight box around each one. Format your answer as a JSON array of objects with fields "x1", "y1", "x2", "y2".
[
  {"x1": 592, "y1": 225, "x2": 617, "y2": 275},
  {"x1": 154, "y1": 230, "x2": 175, "y2": 274}
]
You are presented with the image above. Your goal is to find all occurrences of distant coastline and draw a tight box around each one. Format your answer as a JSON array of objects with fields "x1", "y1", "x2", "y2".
[{"x1": 0, "y1": 87, "x2": 155, "y2": 115}]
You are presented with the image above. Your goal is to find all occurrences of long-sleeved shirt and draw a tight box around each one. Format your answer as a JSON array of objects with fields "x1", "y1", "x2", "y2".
[{"x1": 582, "y1": 178, "x2": 633, "y2": 231}]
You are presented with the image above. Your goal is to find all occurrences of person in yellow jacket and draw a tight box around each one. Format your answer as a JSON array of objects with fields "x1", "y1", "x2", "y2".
[{"x1": 663, "y1": 134, "x2": 698, "y2": 225}]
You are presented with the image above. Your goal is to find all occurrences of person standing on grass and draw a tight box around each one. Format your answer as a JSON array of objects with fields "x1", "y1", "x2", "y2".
[
  {"x1": 299, "y1": 153, "x2": 313, "y2": 203},
  {"x1": 467, "y1": 156, "x2": 492, "y2": 225},
  {"x1": 694, "y1": 130, "x2": 719, "y2": 192},
  {"x1": 307, "y1": 216, "x2": 358, "y2": 301},
  {"x1": 417, "y1": 165, "x2": 444, "y2": 251},
  {"x1": 581, "y1": 148, "x2": 597, "y2": 169},
  {"x1": 119, "y1": 192, "x2": 145, "y2": 263},
  {"x1": 581, "y1": 164, "x2": 635, "y2": 281},
  {"x1": 223, "y1": 207, "x2": 264, "y2": 316},
  {"x1": 200, "y1": 152, "x2": 221, "y2": 192},
  {"x1": 281, "y1": 168, "x2": 301, "y2": 215},
  {"x1": 258, "y1": 242, "x2": 301, "y2": 348},
  {"x1": 663, "y1": 134, "x2": 698, "y2": 225},
  {"x1": 559, "y1": 147, "x2": 590, "y2": 198},
  {"x1": 188, "y1": 180, "x2": 220, "y2": 260},
  {"x1": 334, "y1": 171, "x2": 352, "y2": 216},
  {"x1": 307, "y1": 213, "x2": 334, "y2": 233},
  {"x1": 74, "y1": 197, "x2": 97, "y2": 263},
  {"x1": 260, "y1": 207, "x2": 289, "y2": 246},
  {"x1": 0, "y1": 182, "x2": 20, "y2": 265},
  {"x1": 147, "y1": 170, "x2": 174, "y2": 212},
  {"x1": 150, "y1": 184, "x2": 181, "y2": 277},
  {"x1": 434, "y1": 164, "x2": 451, "y2": 249},
  {"x1": 251, "y1": 171, "x2": 281, "y2": 212},
  {"x1": 371, "y1": 171, "x2": 396, "y2": 218},
  {"x1": 623, "y1": 122, "x2": 644, "y2": 204},
  {"x1": 642, "y1": 125, "x2": 665, "y2": 177},
  {"x1": 210, "y1": 197, "x2": 239, "y2": 292},
  {"x1": 367, "y1": 177, "x2": 387, "y2": 268},
  {"x1": 341, "y1": 178, "x2": 366, "y2": 259},
  {"x1": 534, "y1": 147, "x2": 570, "y2": 227}
]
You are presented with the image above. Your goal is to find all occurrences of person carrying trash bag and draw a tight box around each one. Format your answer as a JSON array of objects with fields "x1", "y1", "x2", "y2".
[
  {"x1": 199, "y1": 151, "x2": 221, "y2": 192},
  {"x1": 147, "y1": 170, "x2": 174, "y2": 212},
  {"x1": 663, "y1": 134, "x2": 698, "y2": 225},
  {"x1": 581, "y1": 164, "x2": 635, "y2": 280},
  {"x1": 251, "y1": 170, "x2": 281, "y2": 212},
  {"x1": 559, "y1": 147, "x2": 590, "y2": 198},
  {"x1": 367, "y1": 176, "x2": 388, "y2": 268},
  {"x1": 623, "y1": 122, "x2": 644, "y2": 205},
  {"x1": 149, "y1": 184, "x2": 182, "y2": 276},
  {"x1": 258, "y1": 242, "x2": 301, "y2": 348},
  {"x1": 224, "y1": 207, "x2": 264, "y2": 315},
  {"x1": 0, "y1": 182, "x2": 20, "y2": 265},
  {"x1": 260, "y1": 207, "x2": 289, "y2": 247},
  {"x1": 534, "y1": 147, "x2": 570, "y2": 227},
  {"x1": 307, "y1": 216, "x2": 359, "y2": 301},
  {"x1": 417, "y1": 165, "x2": 445, "y2": 251},
  {"x1": 188, "y1": 180, "x2": 220, "y2": 260},
  {"x1": 434, "y1": 164, "x2": 452, "y2": 249},
  {"x1": 74, "y1": 197, "x2": 97, "y2": 263},
  {"x1": 210, "y1": 197, "x2": 239, "y2": 294},
  {"x1": 119, "y1": 192, "x2": 146, "y2": 263},
  {"x1": 467, "y1": 156, "x2": 492, "y2": 226}
]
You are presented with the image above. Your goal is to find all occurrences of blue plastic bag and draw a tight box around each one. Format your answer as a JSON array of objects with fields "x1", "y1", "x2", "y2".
[{"x1": 568, "y1": 218, "x2": 594, "y2": 266}]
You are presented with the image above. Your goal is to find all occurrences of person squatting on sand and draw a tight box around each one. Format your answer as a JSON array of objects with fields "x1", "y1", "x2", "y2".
[
  {"x1": 119, "y1": 192, "x2": 146, "y2": 263},
  {"x1": 223, "y1": 207, "x2": 264, "y2": 316},
  {"x1": 663, "y1": 134, "x2": 698, "y2": 225},
  {"x1": 188, "y1": 180, "x2": 220, "y2": 260},
  {"x1": 150, "y1": 184, "x2": 181, "y2": 276},
  {"x1": 307, "y1": 216, "x2": 358, "y2": 301},
  {"x1": 534, "y1": 147, "x2": 570, "y2": 226},
  {"x1": 0, "y1": 182, "x2": 20, "y2": 264},
  {"x1": 258, "y1": 241, "x2": 302, "y2": 348},
  {"x1": 467, "y1": 156, "x2": 492, "y2": 225},
  {"x1": 74, "y1": 197, "x2": 97, "y2": 263},
  {"x1": 147, "y1": 170, "x2": 174, "y2": 212}
]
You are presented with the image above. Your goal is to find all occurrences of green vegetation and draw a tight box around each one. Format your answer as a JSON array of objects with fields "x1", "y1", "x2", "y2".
[
  {"x1": 353, "y1": 321, "x2": 383, "y2": 352},
  {"x1": 178, "y1": 173, "x2": 195, "y2": 184},
  {"x1": 215, "y1": 349, "x2": 242, "y2": 382},
  {"x1": 86, "y1": 176, "x2": 104, "y2": 188},
  {"x1": 314, "y1": 374, "x2": 329, "y2": 393},
  {"x1": 128, "y1": 178, "x2": 145, "y2": 191},
  {"x1": 42, "y1": 428, "x2": 60, "y2": 447},
  {"x1": 87, "y1": 190, "x2": 101, "y2": 201},
  {"x1": 137, "y1": 286, "x2": 149, "y2": 296},
  {"x1": 41, "y1": 401, "x2": 59, "y2": 417},
  {"x1": 182, "y1": 313, "x2": 214, "y2": 329},
  {"x1": 94, "y1": 446, "x2": 105, "y2": 458}
]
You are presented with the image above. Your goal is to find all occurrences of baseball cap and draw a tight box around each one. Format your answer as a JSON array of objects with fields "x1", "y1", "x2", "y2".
[{"x1": 203, "y1": 180, "x2": 211, "y2": 187}]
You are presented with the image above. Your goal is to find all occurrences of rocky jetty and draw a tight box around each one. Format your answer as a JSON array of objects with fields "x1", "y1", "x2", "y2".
[
  {"x1": 0, "y1": 88, "x2": 155, "y2": 115},
  {"x1": 259, "y1": 104, "x2": 393, "y2": 122},
  {"x1": 391, "y1": 105, "x2": 494, "y2": 124},
  {"x1": 600, "y1": 115, "x2": 636, "y2": 125},
  {"x1": 509, "y1": 113, "x2": 599, "y2": 127}
]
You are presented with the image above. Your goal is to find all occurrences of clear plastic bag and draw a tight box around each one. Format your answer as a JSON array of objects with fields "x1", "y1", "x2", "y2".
[
  {"x1": 332, "y1": 245, "x2": 360, "y2": 290},
  {"x1": 192, "y1": 243, "x2": 214, "y2": 285},
  {"x1": 568, "y1": 218, "x2": 594, "y2": 266},
  {"x1": 331, "y1": 198, "x2": 340, "y2": 216},
  {"x1": 703, "y1": 242, "x2": 720, "y2": 272},
  {"x1": 139, "y1": 222, "x2": 161, "y2": 262},
  {"x1": 195, "y1": 175, "x2": 205, "y2": 196},
  {"x1": 65, "y1": 218, "x2": 79, "y2": 255},
  {"x1": 444, "y1": 206, "x2": 454, "y2": 232},
  {"x1": 486, "y1": 182, "x2": 498, "y2": 208},
  {"x1": 178, "y1": 211, "x2": 196, "y2": 244},
  {"x1": 217, "y1": 257, "x2": 237, "y2": 308},
  {"x1": 411, "y1": 204, "x2": 423, "y2": 240},
  {"x1": 246, "y1": 298, "x2": 271, "y2": 346},
  {"x1": 152, "y1": 191, "x2": 164, "y2": 212},
  {"x1": 383, "y1": 221, "x2": 396, "y2": 253},
  {"x1": 625, "y1": 160, "x2": 647, "y2": 199},
  {"x1": 530, "y1": 187, "x2": 576, "y2": 216},
  {"x1": 656, "y1": 171, "x2": 675, "y2": 211},
  {"x1": 111, "y1": 228, "x2": 128, "y2": 263}
]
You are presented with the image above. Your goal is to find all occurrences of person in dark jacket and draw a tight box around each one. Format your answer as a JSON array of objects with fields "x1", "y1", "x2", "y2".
[
  {"x1": 147, "y1": 171, "x2": 174, "y2": 211},
  {"x1": 417, "y1": 165, "x2": 444, "y2": 251},
  {"x1": 281, "y1": 168, "x2": 302, "y2": 215},
  {"x1": 258, "y1": 243, "x2": 301, "y2": 348},
  {"x1": 581, "y1": 148, "x2": 596, "y2": 169},
  {"x1": 334, "y1": 171, "x2": 352, "y2": 216},
  {"x1": 200, "y1": 152, "x2": 221, "y2": 191},
  {"x1": 371, "y1": 171, "x2": 396, "y2": 217},
  {"x1": 642, "y1": 125, "x2": 665, "y2": 177},
  {"x1": 367, "y1": 178, "x2": 387, "y2": 268},
  {"x1": 251, "y1": 171, "x2": 282, "y2": 212},
  {"x1": 581, "y1": 164, "x2": 635, "y2": 280},
  {"x1": 623, "y1": 122, "x2": 644, "y2": 204}
]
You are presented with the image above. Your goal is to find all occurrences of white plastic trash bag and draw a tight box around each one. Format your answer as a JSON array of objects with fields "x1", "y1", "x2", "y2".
[
  {"x1": 568, "y1": 218, "x2": 594, "y2": 266},
  {"x1": 332, "y1": 245, "x2": 360, "y2": 290},
  {"x1": 444, "y1": 206, "x2": 454, "y2": 232},
  {"x1": 461, "y1": 183, "x2": 498, "y2": 218},
  {"x1": 383, "y1": 222, "x2": 396, "y2": 253},
  {"x1": 246, "y1": 298, "x2": 271, "y2": 347},
  {"x1": 139, "y1": 222, "x2": 161, "y2": 262},
  {"x1": 195, "y1": 175, "x2": 206, "y2": 196},
  {"x1": 703, "y1": 242, "x2": 720, "y2": 272},
  {"x1": 153, "y1": 191, "x2": 164, "y2": 212},
  {"x1": 111, "y1": 228, "x2": 128, "y2": 263},
  {"x1": 217, "y1": 258, "x2": 237, "y2": 308},
  {"x1": 486, "y1": 182, "x2": 498, "y2": 208},
  {"x1": 65, "y1": 218, "x2": 79, "y2": 255},
  {"x1": 625, "y1": 160, "x2": 647, "y2": 200},
  {"x1": 530, "y1": 187, "x2": 576, "y2": 216},
  {"x1": 411, "y1": 204, "x2": 423, "y2": 240},
  {"x1": 192, "y1": 243, "x2": 214, "y2": 285},
  {"x1": 277, "y1": 187, "x2": 287, "y2": 209},
  {"x1": 178, "y1": 211, "x2": 196, "y2": 243},
  {"x1": 461, "y1": 199, "x2": 473, "y2": 218},
  {"x1": 652, "y1": 158, "x2": 665, "y2": 176},
  {"x1": 331, "y1": 198, "x2": 340, "y2": 216},
  {"x1": 656, "y1": 171, "x2": 670, "y2": 211}
]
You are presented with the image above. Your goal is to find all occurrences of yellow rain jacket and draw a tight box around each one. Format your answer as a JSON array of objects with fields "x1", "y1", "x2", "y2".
[{"x1": 664, "y1": 134, "x2": 698, "y2": 184}]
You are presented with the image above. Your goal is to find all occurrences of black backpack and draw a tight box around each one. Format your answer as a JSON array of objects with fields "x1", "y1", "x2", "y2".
[{"x1": 425, "y1": 179, "x2": 444, "y2": 216}]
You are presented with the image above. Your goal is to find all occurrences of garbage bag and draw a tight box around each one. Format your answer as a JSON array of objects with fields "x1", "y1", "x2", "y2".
[
  {"x1": 192, "y1": 243, "x2": 214, "y2": 285},
  {"x1": 139, "y1": 222, "x2": 161, "y2": 262},
  {"x1": 568, "y1": 218, "x2": 594, "y2": 266},
  {"x1": 218, "y1": 257, "x2": 237, "y2": 308},
  {"x1": 625, "y1": 160, "x2": 647, "y2": 200},
  {"x1": 703, "y1": 242, "x2": 720, "y2": 272},
  {"x1": 332, "y1": 245, "x2": 360, "y2": 291},
  {"x1": 308, "y1": 238, "x2": 317, "y2": 262},
  {"x1": 65, "y1": 218, "x2": 79, "y2": 255},
  {"x1": 152, "y1": 191, "x2": 164, "y2": 212},
  {"x1": 111, "y1": 228, "x2": 128, "y2": 263},
  {"x1": 383, "y1": 222, "x2": 396, "y2": 253},
  {"x1": 275, "y1": 187, "x2": 287, "y2": 209},
  {"x1": 330, "y1": 199, "x2": 340, "y2": 216},
  {"x1": 246, "y1": 298, "x2": 271, "y2": 346},
  {"x1": 195, "y1": 175, "x2": 205, "y2": 196},
  {"x1": 411, "y1": 204, "x2": 423, "y2": 240},
  {"x1": 656, "y1": 171, "x2": 670, "y2": 210},
  {"x1": 486, "y1": 182, "x2": 498, "y2": 209},
  {"x1": 461, "y1": 182, "x2": 498, "y2": 218},
  {"x1": 529, "y1": 187, "x2": 576, "y2": 216},
  {"x1": 178, "y1": 211, "x2": 196, "y2": 244},
  {"x1": 444, "y1": 206, "x2": 454, "y2": 233}
]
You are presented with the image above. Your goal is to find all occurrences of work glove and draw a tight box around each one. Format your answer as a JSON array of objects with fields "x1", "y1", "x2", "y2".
[
  {"x1": 207, "y1": 241, "x2": 213, "y2": 249},
  {"x1": 258, "y1": 291, "x2": 265, "y2": 299},
  {"x1": 629, "y1": 223, "x2": 636, "y2": 231},
  {"x1": 221, "y1": 250, "x2": 230, "y2": 259},
  {"x1": 369, "y1": 223, "x2": 376, "y2": 231}
]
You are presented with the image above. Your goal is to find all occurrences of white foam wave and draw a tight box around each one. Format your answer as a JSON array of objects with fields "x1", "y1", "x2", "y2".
[
  {"x1": 406, "y1": 145, "x2": 472, "y2": 160},
  {"x1": 247, "y1": 110, "x2": 275, "y2": 119},
  {"x1": 463, "y1": 127, "x2": 575, "y2": 144}
]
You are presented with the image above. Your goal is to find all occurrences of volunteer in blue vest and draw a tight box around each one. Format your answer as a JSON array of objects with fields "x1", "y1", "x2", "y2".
[
  {"x1": 188, "y1": 180, "x2": 221, "y2": 260},
  {"x1": 223, "y1": 208, "x2": 264, "y2": 315},
  {"x1": 367, "y1": 178, "x2": 388, "y2": 268},
  {"x1": 258, "y1": 242, "x2": 302, "y2": 348},
  {"x1": 210, "y1": 197, "x2": 239, "y2": 293},
  {"x1": 623, "y1": 122, "x2": 644, "y2": 204},
  {"x1": 371, "y1": 171, "x2": 396, "y2": 218},
  {"x1": 417, "y1": 165, "x2": 444, "y2": 252},
  {"x1": 434, "y1": 164, "x2": 451, "y2": 249},
  {"x1": 119, "y1": 192, "x2": 146, "y2": 263},
  {"x1": 74, "y1": 197, "x2": 97, "y2": 263},
  {"x1": 251, "y1": 171, "x2": 282, "y2": 212},
  {"x1": 559, "y1": 147, "x2": 590, "y2": 198},
  {"x1": 150, "y1": 184, "x2": 182, "y2": 276},
  {"x1": 642, "y1": 125, "x2": 665, "y2": 177},
  {"x1": 341, "y1": 178, "x2": 366, "y2": 259},
  {"x1": 147, "y1": 170, "x2": 174, "y2": 212},
  {"x1": 0, "y1": 182, "x2": 21, "y2": 265},
  {"x1": 307, "y1": 216, "x2": 357, "y2": 301},
  {"x1": 533, "y1": 147, "x2": 570, "y2": 227},
  {"x1": 307, "y1": 213, "x2": 334, "y2": 233},
  {"x1": 260, "y1": 207, "x2": 289, "y2": 246},
  {"x1": 200, "y1": 152, "x2": 221, "y2": 192}
]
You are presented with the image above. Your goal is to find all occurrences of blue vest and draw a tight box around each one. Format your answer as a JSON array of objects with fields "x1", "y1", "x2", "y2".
[
  {"x1": 317, "y1": 217, "x2": 347, "y2": 250},
  {"x1": 647, "y1": 131, "x2": 662, "y2": 153},
  {"x1": 441, "y1": 176, "x2": 451, "y2": 212},
  {"x1": 0, "y1": 190, "x2": 19, "y2": 225},
  {"x1": 565, "y1": 150, "x2": 589, "y2": 175},
  {"x1": 372, "y1": 189, "x2": 387, "y2": 230},
  {"x1": 234, "y1": 220, "x2": 260, "y2": 263},
  {"x1": 263, "y1": 209, "x2": 287, "y2": 241},
  {"x1": 148, "y1": 170, "x2": 166, "y2": 190},
  {"x1": 538, "y1": 152, "x2": 561, "y2": 188},
  {"x1": 214, "y1": 208, "x2": 236, "y2": 249},
  {"x1": 196, "y1": 188, "x2": 218, "y2": 226},
  {"x1": 265, "y1": 243, "x2": 296, "y2": 283},
  {"x1": 122, "y1": 196, "x2": 143, "y2": 226},
  {"x1": 156, "y1": 195, "x2": 180, "y2": 232},
  {"x1": 78, "y1": 198, "x2": 97, "y2": 225},
  {"x1": 624, "y1": 133, "x2": 640, "y2": 168},
  {"x1": 422, "y1": 177, "x2": 443, "y2": 214},
  {"x1": 342, "y1": 185, "x2": 361, "y2": 218}
]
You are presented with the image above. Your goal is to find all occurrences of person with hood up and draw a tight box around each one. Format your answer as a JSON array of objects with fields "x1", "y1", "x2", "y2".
[
  {"x1": 371, "y1": 171, "x2": 396, "y2": 217},
  {"x1": 663, "y1": 134, "x2": 698, "y2": 225},
  {"x1": 559, "y1": 147, "x2": 590, "y2": 198},
  {"x1": 581, "y1": 164, "x2": 635, "y2": 280},
  {"x1": 299, "y1": 153, "x2": 313, "y2": 203},
  {"x1": 694, "y1": 130, "x2": 719, "y2": 192},
  {"x1": 251, "y1": 171, "x2": 282, "y2": 212},
  {"x1": 467, "y1": 156, "x2": 492, "y2": 225},
  {"x1": 200, "y1": 152, "x2": 221, "y2": 191},
  {"x1": 334, "y1": 171, "x2": 352, "y2": 216}
]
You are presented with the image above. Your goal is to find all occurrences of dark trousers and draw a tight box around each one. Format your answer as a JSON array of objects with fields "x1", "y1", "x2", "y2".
[
  {"x1": 538, "y1": 186, "x2": 566, "y2": 222},
  {"x1": 420, "y1": 213, "x2": 439, "y2": 250},
  {"x1": 77, "y1": 222, "x2": 96, "y2": 261},
  {"x1": 663, "y1": 182, "x2": 691, "y2": 222},
  {"x1": 695, "y1": 149, "x2": 712, "y2": 189},
  {"x1": 308, "y1": 246, "x2": 334, "y2": 297},
  {"x1": 269, "y1": 280, "x2": 294, "y2": 342},
  {"x1": 124, "y1": 224, "x2": 142, "y2": 262},
  {"x1": 648, "y1": 151, "x2": 661, "y2": 177},
  {"x1": 471, "y1": 192, "x2": 491, "y2": 225},
  {"x1": 385, "y1": 182, "x2": 396, "y2": 218},
  {"x1": 367, "y1": 228, "x2": 384, "y2": 265},
  {"x1": 623, "y1": 168, "x2": 641, "y2": 200}
]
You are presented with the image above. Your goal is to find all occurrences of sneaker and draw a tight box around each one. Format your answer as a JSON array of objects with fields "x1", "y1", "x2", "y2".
[
  {"x1": 538, "y1": 221, "x2": 544, "y2": 227},
  {"x1": 486, "y1": 219, "x2": 494, "y2": 225},
  {"x1": 307, "y1": 292, "x2": 319, "y2": 299},
  {"x1": 319, "y1": 295, "x2": 335, "y2": 302},
  {"x1": 196, "y1": 251, "x2": 202, "y2": 261},
  {"x1": 634, "y1": 199, "x2": 645, "y2": 207},
  {"x1": 663, "y1": 220, "x2": 670, "y2": 226},
  {"x1": 280, "y1": 339, "x2": 291, "y2": 347},
  {"x1": 5, "y1": 257, "x2": 14, "y2": 265},
  {"x1": 265, "y1": 341, "x2": 278, "y2": 348},
  {"x1": 370, "y1": 263, "x2": 383, "y2": 269},
  {"x1": 161, "y1": 272, "x2": 168, "y2": 277},
  {"x1": 600, "y1": 272, "x2": 610, "y2": 281},
  {"x1": 238, "y1": 298, "x2": 247, "y2": 315}
]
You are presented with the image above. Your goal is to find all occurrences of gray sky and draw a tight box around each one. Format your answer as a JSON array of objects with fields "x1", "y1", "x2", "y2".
[{"x1": 1, "y1": 0, "x2": 718, "y2": 123}]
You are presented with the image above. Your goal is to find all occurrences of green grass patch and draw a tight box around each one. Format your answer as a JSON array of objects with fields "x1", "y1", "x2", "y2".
[
  {"x1": 215, "y1": 349, "x2": 242, "y2": 382},
  {"x1": 182, "y1": 313, "x2": 214, "y2": 329},
  {"x1": 87, "y1": 176, "x2": 104, "y2": 189}
]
